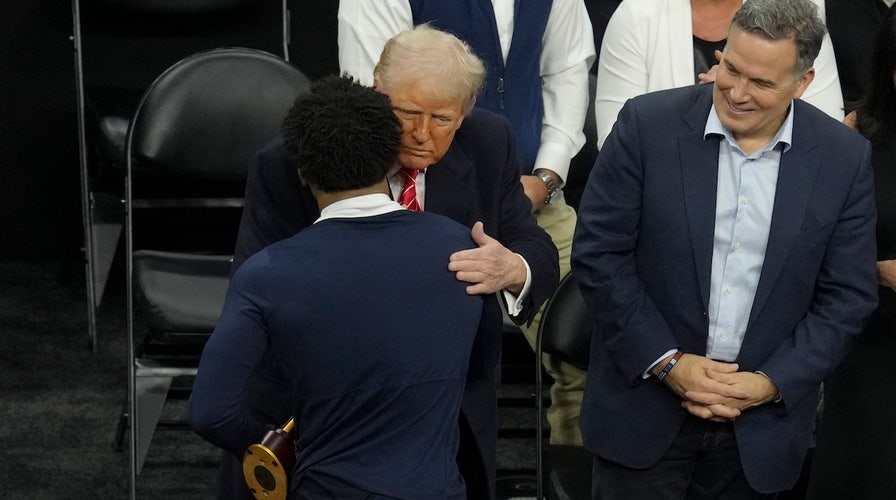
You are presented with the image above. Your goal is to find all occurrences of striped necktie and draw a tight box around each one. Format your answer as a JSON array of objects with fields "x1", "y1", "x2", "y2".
[{"x1": 397, "y1": 168, "x2": 421, "y2": 211}]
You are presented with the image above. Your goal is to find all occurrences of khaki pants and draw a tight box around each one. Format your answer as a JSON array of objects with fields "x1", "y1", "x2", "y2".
[{"x1": 519, "y1": 192, "x2": 586, "y2": 445}]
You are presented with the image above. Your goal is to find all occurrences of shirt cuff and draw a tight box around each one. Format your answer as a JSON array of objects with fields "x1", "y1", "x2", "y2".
[
  {"x1": 532, "y1": 141, "x2": 573, "y2": 185},
  {"x1": 501, "y1": 253, "x2": 532, "y2": 317},
  {"x1": 642, "y1": 348, "x2": 680, "y2": 379}
]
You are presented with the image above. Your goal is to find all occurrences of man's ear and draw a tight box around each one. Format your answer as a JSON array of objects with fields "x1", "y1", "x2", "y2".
[
  {"x1": 373, "y1": 76, "x2": 381, "y2": 92},
  {"x1": 297, "y1": 170, "x2": 309, "y2": 187},
  {"x1": 792, "y1": 68, "x2": 815, "y2": 100}
]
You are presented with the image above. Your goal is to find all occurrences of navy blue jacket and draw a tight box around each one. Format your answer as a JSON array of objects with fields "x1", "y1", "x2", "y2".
[{"x1": 193, "y1": 211, "x2": 482, "y2": 498}]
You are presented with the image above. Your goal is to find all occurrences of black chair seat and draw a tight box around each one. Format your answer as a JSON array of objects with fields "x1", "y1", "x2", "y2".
[{"x1": 133, "y1": 250, "x2": 232, "y2": 335}]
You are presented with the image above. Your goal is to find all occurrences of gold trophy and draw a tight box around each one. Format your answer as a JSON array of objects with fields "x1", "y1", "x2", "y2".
[{"x1": 242, "y1": 418, "x2": 295, "y2": 500}]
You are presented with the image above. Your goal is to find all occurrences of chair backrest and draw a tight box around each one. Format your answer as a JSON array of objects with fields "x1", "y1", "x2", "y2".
[
  {"x1": 125, "y1": 47, "x2": 310, "y2": 255},
  {"x1": 128, "y1": 47, "x2": 310, "y2": 185},
  {"x1": 539, "y1": 272, "x2": 591, "y2": 371}
]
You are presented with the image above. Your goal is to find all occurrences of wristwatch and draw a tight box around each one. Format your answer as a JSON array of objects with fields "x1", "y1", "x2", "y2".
[{"x1": 534, "y1": 169, "x2": 561, "y2": 205}]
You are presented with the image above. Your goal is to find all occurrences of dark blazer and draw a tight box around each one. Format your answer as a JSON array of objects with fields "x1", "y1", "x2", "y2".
[
  {"x1": 227, "y1": 107, "x2": 559, "y2": 499},
  {"x1": 571, "y1": 84, "x2": 878, "y2": 493},
  {"x1": 825, "y1": 0, "x2": 891, "y2": 104}
]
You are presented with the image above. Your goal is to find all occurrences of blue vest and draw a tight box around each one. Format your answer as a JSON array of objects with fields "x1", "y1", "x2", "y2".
[{"x1": 408, "y1": 0, "x2": 553, "y2": 174}]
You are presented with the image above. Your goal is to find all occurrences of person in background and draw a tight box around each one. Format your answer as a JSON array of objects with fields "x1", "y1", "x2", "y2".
[
  {"x1": 572, "y1": 0, "x2": 878, "y2": 496},
  {"x1": 218, "y1": 26, "x2": 559, "y2": 500},
  {"x1": 594, "y1": 0, "x2": 844, "y2": 150},
  {"x1": 806, "y1": 5, "x2": 896, "y2": 498},
  {"x1": 338, "y1": 0, "x2": 596, "y2": 448}
]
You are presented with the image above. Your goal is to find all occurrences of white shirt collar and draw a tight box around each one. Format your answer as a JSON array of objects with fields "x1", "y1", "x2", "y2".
[
  {"x1": 704, "y1": 100, "x2": 794, "y2": 155},
  {"x1": 315, "y1": 193, "x2": 405, "y2": 224}
]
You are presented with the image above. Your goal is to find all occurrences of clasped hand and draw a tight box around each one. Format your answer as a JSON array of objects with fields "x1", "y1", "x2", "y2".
[
  {"x1": 661, "y1": 354, "x2": 778, "y2": 422},
  {"x1": 448, "y1": 221, "x2": 527, "y2": 295}
]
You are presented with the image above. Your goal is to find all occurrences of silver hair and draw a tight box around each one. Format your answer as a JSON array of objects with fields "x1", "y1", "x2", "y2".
[
  {"x1": 373, "y1": 24, "x2": 486, "y2": 115},
  {"x1": 730, "y1": 0, "x2": 827, "y2": 77}
]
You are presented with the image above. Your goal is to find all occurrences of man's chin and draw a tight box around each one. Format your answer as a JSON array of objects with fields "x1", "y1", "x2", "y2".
[
  {"x1": 398, "y1": 155, "x2": 434, "y2": 170},
  {"x1": 718, "y1": 115, "x2": 752, "y2": 136}
]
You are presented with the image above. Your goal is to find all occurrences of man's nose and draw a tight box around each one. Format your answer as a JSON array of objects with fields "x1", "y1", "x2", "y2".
[
  {"x1": 411, "y1": 116, "x2": 432, "y2": 142},
  {"x1": 729, "y1": 77, "x2": 748, "y2": 101}
]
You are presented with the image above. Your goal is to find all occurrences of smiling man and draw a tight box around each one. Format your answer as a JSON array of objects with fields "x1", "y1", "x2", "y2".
[{"x1": 571, "y1": 0, "x2": 878, "y2": 497}]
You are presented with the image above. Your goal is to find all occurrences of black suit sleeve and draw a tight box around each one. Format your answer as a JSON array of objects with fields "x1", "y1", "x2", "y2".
[
  {"x1": 491, "y1": 118, "x2": 560, "y2": 324},
  {"x1": 232, "y1": 137, "x2": 319, "y2": 274}
]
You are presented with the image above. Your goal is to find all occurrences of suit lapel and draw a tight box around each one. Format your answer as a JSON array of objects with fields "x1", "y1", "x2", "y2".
[
  {"x1": 680, "y1": 89, "x2": 720, "y2": 310},
  {"x1": 747, "y1": 104, "x2": 820, "y2": 328},
  {"x1": 424, "y1": 144, "x2": 478, "y2": 225}
]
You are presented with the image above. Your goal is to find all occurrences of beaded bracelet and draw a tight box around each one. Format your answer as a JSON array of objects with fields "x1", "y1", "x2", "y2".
[{"x1": 656, "y1": 350, "x2": 684, "y2": 381}]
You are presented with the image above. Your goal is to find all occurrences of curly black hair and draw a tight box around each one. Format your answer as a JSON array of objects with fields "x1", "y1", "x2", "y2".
[{"x1": 281, "y1": 75, "x2": 401, "y2": 193}]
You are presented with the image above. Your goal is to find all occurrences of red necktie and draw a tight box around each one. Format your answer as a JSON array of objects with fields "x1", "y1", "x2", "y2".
[{"x1": 398, "y1": 168, "x2": 422, "y2": 211}]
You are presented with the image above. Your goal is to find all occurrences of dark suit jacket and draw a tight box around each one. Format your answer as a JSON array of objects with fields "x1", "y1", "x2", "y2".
[
  {"x1": 571, "y1": 84, "x2": 878, "y2": 493},
  {"x1": 825, "y1": 0, "x2": 890, "y2": 105},
  {"x1": 229, "y1": 107, "x2": 559, "y2": 499}
]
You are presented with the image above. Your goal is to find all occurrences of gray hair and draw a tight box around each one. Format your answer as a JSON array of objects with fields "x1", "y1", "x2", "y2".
[
  {"x1": 373, "y1": 24, "x2": 486, "y2": 115},
  {"x1": 730, "y1": 0, "x2": 827, "y2": 77}
]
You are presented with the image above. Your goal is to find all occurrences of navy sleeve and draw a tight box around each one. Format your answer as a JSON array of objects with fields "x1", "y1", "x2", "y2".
[{"x1": 189, "y1": 255, "x2": 274, "y2": 457}]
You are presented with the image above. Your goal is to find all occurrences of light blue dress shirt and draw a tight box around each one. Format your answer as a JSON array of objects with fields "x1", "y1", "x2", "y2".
[{"x1": 703, "y1": 104, "x2": 794, "y2": 361}]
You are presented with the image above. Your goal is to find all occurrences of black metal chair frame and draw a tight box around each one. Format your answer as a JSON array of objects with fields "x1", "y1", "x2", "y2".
[
  {"x1": 69, "y1": 0, "x2": 290, "y2": 353},
  {"x1": 535, "y1": 272, "x2": 592, "y2": 500},
  {"x1": 119, "y1": 46, "x2": 309, "y2": 499}
]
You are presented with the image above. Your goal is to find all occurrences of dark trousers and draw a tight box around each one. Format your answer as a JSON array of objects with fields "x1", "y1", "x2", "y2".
[{"x1": 591, "y1": 416, "x2": 778, "y2": 500}]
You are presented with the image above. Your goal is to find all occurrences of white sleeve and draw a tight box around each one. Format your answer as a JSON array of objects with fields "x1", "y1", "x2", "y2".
[
  {"x1": 594, "y1": 2, "x2": 651, "y2": 151},
  {"x1": 798, "y1": 0, "x2": 845, "y2": 120},
  {"x1": 337, "y1": 0, "x2": 413, "y2": 86},
  {"x1": 501, "y1": 254, "x2": 532, "y2": 317},
  {"x1": 535, "y1": 0, "x2": 596, "y2": 183}
]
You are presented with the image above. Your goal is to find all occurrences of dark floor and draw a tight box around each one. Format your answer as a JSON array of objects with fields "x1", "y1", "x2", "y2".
[{"x1": 0, "y1": 258, "x2": 544, "y2": 499}]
